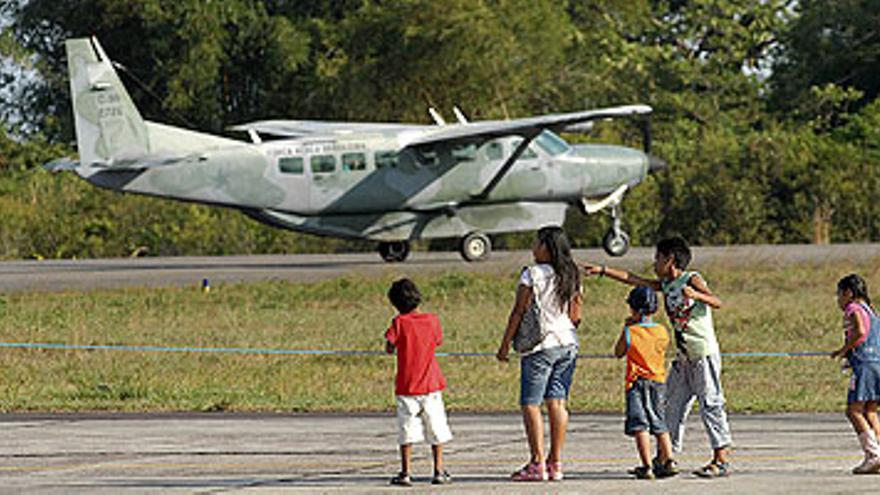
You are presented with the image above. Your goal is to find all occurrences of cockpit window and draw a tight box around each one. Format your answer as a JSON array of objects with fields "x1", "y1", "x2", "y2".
[
  {"x1": 533, "y1": 130, "x2": 571, "y2": 156},
  {"x1": 511, "y1": 138, "x2": 538, "y2": 160}
]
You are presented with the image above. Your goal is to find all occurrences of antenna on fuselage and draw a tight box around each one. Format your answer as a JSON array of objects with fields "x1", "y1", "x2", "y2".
[
  {"x1": 453, "y1": 106, "x2": 469, "y2": 124},
  {"x1": 428, "y1": 107, "x2": 446, "y2": 125}
]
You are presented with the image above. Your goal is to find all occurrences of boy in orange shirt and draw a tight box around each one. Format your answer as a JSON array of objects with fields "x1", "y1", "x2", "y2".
[{"x1": 614, "y1": 286, "x2": 678, "y2": 479}]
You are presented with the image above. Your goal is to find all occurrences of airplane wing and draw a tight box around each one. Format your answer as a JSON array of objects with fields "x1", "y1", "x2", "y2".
[
  {"x1": 402, "y1": 104, "x2": 651, "y2": 147},
  {"x1": 229, "y1": 120, "x2": 432, "y2": 137},
  {"x1": 230, "y1": 105, "x2": 648, "y2": 142}
]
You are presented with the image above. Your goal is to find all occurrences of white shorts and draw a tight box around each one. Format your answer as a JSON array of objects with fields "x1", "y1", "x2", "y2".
[{"x1": 396, "y1": 391, "x2": 453, "y2": 445}]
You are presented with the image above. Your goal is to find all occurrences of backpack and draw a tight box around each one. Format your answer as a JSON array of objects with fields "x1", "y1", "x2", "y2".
[{"x1": 513, "y1": 267, "x2": 548, "y2": 353}]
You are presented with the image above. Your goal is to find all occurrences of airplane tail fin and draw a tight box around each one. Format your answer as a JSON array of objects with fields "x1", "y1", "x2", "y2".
[{"x1": 66, "y1": 37, "x2": 149, "y2": 167}]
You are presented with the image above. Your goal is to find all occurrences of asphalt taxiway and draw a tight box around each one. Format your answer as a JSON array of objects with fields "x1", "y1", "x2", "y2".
[{"x1": 0, "y1": 243, "x2": 877, "y2": 292}]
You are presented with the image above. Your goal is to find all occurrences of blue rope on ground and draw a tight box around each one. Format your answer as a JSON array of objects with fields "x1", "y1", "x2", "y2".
[{"x1": 0, "y1": 341, "x2": 828, "y2": 359}]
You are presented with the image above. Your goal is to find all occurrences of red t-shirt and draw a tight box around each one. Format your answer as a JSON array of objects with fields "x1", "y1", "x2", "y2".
[{"x1": 385, "y1": 312, "x2": 446, "y2": 396}]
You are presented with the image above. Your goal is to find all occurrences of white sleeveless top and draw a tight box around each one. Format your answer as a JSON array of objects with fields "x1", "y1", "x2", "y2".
[{"x1": 519, "y1": 264, "x2": 578, "y2": 354}]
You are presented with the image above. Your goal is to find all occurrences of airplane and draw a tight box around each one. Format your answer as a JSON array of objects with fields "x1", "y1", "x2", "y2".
[{"x1": 47, "y1": 37, "x2": 667, "y2": 262}]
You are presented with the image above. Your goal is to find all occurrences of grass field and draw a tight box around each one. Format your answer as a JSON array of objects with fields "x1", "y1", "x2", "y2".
[{"x1": 0, "y1": 257, "x2": 878, "y2": 413}]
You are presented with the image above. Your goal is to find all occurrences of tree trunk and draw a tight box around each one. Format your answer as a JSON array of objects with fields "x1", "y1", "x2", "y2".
[{"x1": 811, "y1": 205, "x2": 833, "y2": 245}]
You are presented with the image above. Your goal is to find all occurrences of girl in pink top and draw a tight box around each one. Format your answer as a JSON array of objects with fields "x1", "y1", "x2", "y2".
[{"x1": 830, "y1": 274, "x2": 880, "y2": 474}]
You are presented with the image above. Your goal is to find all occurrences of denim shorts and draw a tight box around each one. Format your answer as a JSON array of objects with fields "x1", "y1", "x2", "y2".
[
  {"x1": 625, "y1": 377, "x2": 668, "y2": 436},
  {"x1": 520, "y1": 344, "x2": 577, "y2": 406}
]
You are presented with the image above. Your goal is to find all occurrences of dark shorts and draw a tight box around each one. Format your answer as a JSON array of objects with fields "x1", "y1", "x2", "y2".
[
  {"x1": 520, "y1": 344, "x2": 578, "y2": 406},
  {"x1": 625, "y1": 377, "x2": 669, "y2": 436},
  {"x1": 848, "y1": 362, "x2": 880, "y2": 403}
]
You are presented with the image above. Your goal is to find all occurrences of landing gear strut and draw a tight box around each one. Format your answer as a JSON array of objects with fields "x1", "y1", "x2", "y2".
[
  {"x1": 602, "y1": 205, "x2": 630, "y2": 257},
  {"x1": 459, "y1": 232, "x2": 491, "y2": 262},
  {"x1": 378, "y1": 241, "x2": 410, "y2": 262}
]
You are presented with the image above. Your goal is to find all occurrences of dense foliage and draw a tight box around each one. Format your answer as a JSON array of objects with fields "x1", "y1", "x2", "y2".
[{"x1": 0, "y1": 0, "x2": 878, "y2": 259}]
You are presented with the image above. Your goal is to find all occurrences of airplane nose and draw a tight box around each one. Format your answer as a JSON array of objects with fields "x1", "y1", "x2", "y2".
[{"x1": 648, "y1": 154, "x2": 667, "y2": 173}]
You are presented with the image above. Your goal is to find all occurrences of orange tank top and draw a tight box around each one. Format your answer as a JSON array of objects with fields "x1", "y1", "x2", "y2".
[{"x1": 625, "y1": 320, "x2": 669, "y2": 389}]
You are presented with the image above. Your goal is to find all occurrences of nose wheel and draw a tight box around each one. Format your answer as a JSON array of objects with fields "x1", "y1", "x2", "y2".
[
  {"x1": 602, "y1": 206, "x2": 630, "y2": 257},
  {"x1": 460, "y1": 232, "x2": 491, "y2": 262},
  {"x1": 378, "y1": 241, "x2": 410, "y2": 262}
]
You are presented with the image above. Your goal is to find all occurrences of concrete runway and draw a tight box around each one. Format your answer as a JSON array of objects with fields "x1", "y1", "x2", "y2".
[
  {"x1": 2, "y1": 412, "x2": 879, "y2": 494},
  {"x1": 1, "y1": 243, "x2": 877, "y2": 292}
]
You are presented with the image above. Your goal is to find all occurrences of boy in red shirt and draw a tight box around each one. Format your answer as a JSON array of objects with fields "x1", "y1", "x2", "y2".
[{"x1": 385, "y1": 278, "x2": 453, "y2": 486}]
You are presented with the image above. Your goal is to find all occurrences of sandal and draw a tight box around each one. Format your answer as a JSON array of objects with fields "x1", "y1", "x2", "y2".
[
  {"x1": 547, "y1": 461, "x2": 563, "y2": 481},
  {"x1": 431, "y1": 470, "x2": 453, "y2": 484},
  {"x1": 390, "y1": 472, "x2": 412, "y2": 486},
  {"x1": 652, "y1": 458, "x2": 679, "y2": 478},
  {"x1": 632, "y1": 465, "x2": 655, "y2": 480},
  {"x1": 693, "y1": 461, "x2": 731, "y2": 478},
  {"x1": 511, "y1": 461, "x2": 547, "y2": 481}
]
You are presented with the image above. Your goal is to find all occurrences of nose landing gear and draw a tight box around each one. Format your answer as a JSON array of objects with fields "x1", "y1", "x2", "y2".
[{"x1": 602, "y1": 205, "x2": 630, "y2": 257}]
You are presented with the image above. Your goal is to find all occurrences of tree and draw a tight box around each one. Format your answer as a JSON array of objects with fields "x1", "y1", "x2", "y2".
[
  {"x1": 770, "y1": 0, "x2": 880, "y2": 120},
  {"x1": 4, "y1": 0, "x2": 311, "y2": 138}
]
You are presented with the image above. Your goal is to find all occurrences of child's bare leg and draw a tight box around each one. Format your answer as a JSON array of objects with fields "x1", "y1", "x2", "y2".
[
  {"x1": 846, "y1": 402, "x2": 871, "y2": 434},
  {"x1": 522, "y1": 405, "x2": 545, "y2": 463},
  {"x1": 634, "y1": 431, "x2": 652, "y2": 466},
  {"x1": 546, "y1": 399, "x2": 568, "y2": 464},
  {"x1": 399, "y1": 444, "x2": 412, "y2": 474},
  {"x1": 713, "y1": 446, "x2": 730, "y2": 464},
  {"x1": 656, "y1": 432, "x2": 673, "y2": 463},
  {"x1": 865, "y1": 402, "x2": 880, "y2": 437},
  {"x1": 432, "y1": 444, "x2": 444, "y2": 473}
]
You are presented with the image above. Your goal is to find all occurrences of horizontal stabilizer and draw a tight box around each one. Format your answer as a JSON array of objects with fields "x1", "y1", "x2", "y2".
[{"x1": 43, "y1": 157, "x2": 80, "y2": 173}]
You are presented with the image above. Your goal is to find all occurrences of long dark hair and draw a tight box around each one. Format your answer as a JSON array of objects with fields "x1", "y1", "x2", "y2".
[
  {"x1": 536, "y1": 226, "x2": 580, "y2": 310},
  {"x1": 838, "y1": 273, "x2": 872, "y2": 307}
]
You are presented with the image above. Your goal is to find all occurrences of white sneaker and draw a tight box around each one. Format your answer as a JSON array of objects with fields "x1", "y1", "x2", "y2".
[{"x1": 852, "y1": 456, "x2": 880, "y2": 475}]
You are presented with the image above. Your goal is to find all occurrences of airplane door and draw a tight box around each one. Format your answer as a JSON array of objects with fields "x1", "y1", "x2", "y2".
[{"x1": 273, "y1": 154, "x2": 310, "y2": 211}]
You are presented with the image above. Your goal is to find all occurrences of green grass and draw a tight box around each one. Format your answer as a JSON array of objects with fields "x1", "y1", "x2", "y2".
[{"x1": 0, "y1": 258, "x2": 878, "y2": 413}]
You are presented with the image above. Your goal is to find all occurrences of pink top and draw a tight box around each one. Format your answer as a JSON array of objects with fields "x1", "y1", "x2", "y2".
[{"x1": 844, "y1": 301, "x2": 873, "y2": 347}]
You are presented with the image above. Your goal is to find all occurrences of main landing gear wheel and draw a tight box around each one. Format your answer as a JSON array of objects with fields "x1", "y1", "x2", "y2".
[
  {"x1": 378, "y1": 241, "x2": 410, "y2": 262},
  {"x1": 602, "y1": 205, "x2": 630, "y2": 257},
  {"x1": 460, "y1": 232, "x2": 491, "y2": 262}
]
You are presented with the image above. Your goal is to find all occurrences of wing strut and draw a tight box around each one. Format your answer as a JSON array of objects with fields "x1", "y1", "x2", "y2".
[{"x1": 472, "y1": 131, "x2": 539, "y2": 201}]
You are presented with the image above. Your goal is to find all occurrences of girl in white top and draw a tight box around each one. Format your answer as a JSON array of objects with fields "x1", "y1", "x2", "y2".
[
  {"x1": 518, "y1": 263, "x2": 579, "y2": 353},
  {"x1": 497, "y1": 226, "x2": 582, "y2": 482}
]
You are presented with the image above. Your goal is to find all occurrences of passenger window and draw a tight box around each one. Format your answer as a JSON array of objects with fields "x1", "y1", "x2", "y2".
[
  {"x1": 484, "y1": 142, "x2": 503, "y2": 161},
  {"x1": 310, "y1": 155, "x2": 336, "y2": 174},
  {"x1": 511, "y1": 139, "x2": 538, "y2": 159},
  {"x1": 375, "y1": 150, "x2": 398, "y2": 169},
  {"x1": 417, "y1": 149, "x2": 439, "y2": 167},
  {"x1": 278, "y1": 156, "x2": 304, "y2": 174},
  {"x1": 342, "y1": 152, "x2": 367, "y2": 171},
  {"x1": 452, "y1": 144, "x2": 476, "y2": 162}
]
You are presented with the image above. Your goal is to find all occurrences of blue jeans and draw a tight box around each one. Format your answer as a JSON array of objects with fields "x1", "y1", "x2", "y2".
[{"x1": 520, "y1": 344, "x2": 577, "y2": 406}]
